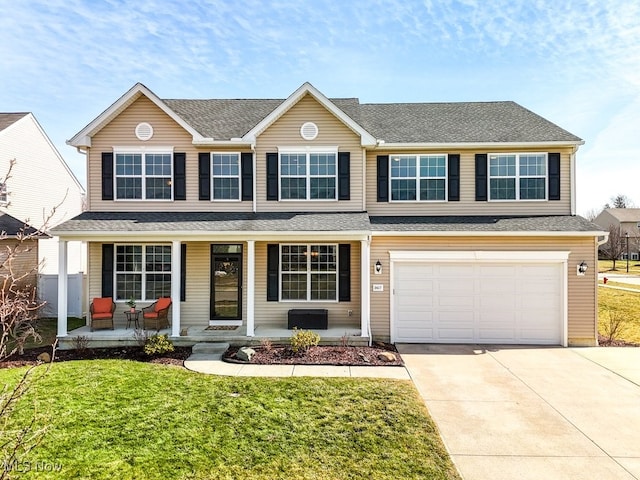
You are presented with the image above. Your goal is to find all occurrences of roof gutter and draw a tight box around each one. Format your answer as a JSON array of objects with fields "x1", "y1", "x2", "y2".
[
  {"x1": 374, "y1": 140, "x2": 585, "y2": 149},
  {"x1": 371, "y1": 230, "x2": 607, "y2": 237}
]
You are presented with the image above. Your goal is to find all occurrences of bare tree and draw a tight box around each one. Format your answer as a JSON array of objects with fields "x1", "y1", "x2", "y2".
[
  {"x1": 605, "y1": 194, "x2": 635, "y2": 209},
  {"x1": 584, "y1": 207, "x2": 601, "y2": 222},
  {"x1": 601, "y1": 224, "x2": 625, "y2": 269}
]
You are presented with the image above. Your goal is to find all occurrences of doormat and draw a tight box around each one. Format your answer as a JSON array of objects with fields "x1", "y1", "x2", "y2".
[{"x1": 205, "y1": 326, "x2": 239, "y2": 331}]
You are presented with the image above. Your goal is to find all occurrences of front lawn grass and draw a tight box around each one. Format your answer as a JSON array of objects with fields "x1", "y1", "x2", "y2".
[
  {"x1": 598, "y1": 287, "x2": 640, "y2": 343},
  {"x1": 1, "y1": 361, "x2": 460, "y2": 480},
  {"x1": 598, "y1": 259, "x2": 640, "y2": 274}
]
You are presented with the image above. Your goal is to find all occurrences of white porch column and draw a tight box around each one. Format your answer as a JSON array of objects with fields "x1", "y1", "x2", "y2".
[
  {"x1": 57, "y1": 239, "x2": 68, "y2": 337},
  {"x1": 360, "y1": 239, "x2": 371, "y2": 338},
  {"x1": 246, "y1": 240, "x2": 255, "y2": 336},
  {"x1": 171, "y1": 240, "x2": 181, "y2": 337}
]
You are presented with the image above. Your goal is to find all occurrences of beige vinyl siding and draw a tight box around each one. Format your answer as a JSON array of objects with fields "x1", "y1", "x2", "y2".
[
  {"x1": 255, "y1": 94, "x2": 364, "y2": 211},
  {"x1": 253, "y1": 241, "x2": 361, "y2": 328},
  {"x1": 0, "y1": 239, "x2": 38, "y2": 290},
  {"x1": 369, "y1": 235, "x2": 597, "y2": 346},
  {"x1": 88, "y1": 96, "x2": 253, "y2": 212},
  {"x1": 366, "y1": 148, "x2": 572, "y2": 216}
]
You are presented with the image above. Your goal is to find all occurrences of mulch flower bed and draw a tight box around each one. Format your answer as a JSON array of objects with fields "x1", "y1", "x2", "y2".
[
  {"x1": 224, "y1": 343, "x2": 404, "y2": 366},
  {"x1": 0, "y1": 345, "x2": 192, "y2": 369}
]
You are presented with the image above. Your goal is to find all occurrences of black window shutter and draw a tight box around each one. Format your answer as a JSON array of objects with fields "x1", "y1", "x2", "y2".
[
  {"x1": 266, "y1": 153, "x2": 278, "y2": 201},
  {"x1": 377, "y1": 155, "x2": 389, "y2": 202},
  {"x1": 180, "y1": 243, "x2": 186, "y2": 302},
  {"x1": 267, "y1": 244, "x2": 279, "y2": 301},
  {"x1": 241, "y1": 152, "x2": 253, "y2": 201},
  {"x1": 448, "y1": 154, "x2": 460, "y2": 201},
  {"x1": 198, "y1": 152, "x2": 211, "y2": 200},
  {"x1": 548, "y1": 153, "x2": 561, "y2": 201},
  {"x1": 174, "y1": 152, "x2": 186, "y2": 200},
  {"x1": 475, "y1": 154, "x2": 488, "y2": 201},
  {"x1": 338, "y1": 244, "x2": 351, "y2": 302},
  {"x1": 102, "y1": 152, "x2": 114, "y2": 201},
  {"x1": 101, "y1": 244, "x2": 114, "y2": 298},
  {"x1": 338, "y1": 152, "x2": 350, "y2": 200}
]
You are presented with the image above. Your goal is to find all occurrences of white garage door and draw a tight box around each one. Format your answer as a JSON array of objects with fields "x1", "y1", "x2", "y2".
[{"x1": 393, "y1": 261, "x2": 563, "y2": 345}]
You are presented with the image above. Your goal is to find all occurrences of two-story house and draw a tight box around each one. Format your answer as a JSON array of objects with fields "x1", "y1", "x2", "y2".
[{"x1": 53, "y1": 82, "x2": 605, "y2": 347}]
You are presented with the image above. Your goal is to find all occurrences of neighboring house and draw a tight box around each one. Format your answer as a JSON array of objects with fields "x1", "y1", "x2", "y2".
[
  {"x1": 53, "y1": 82, "x2": 605, "y2": 347},
  {"x1": 593, "y1": 208, "x2": 640, "y2": 260},
  {"x1": 0, "y1": 113, "x2": 86, "y2": 275},
  {"x1": 0, "y1": 211, "x2": 41, "y2": 291}
]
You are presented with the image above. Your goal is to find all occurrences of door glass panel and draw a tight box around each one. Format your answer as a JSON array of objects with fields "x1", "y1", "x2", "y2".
[
  {"x1": 213, "y1": 256, "x2": 240, "y2": 318},
  {"x1": 212, "y1": 244, "x2": 242, "y2": 254}
]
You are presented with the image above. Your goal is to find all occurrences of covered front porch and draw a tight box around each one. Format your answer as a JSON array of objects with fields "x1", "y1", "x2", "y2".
[
  {"x1": 52, "y1": 212, "x2": 374, "y2": 346},
  {"x1": 58, "y1": 323, "x2": 367, "y2": 350}
]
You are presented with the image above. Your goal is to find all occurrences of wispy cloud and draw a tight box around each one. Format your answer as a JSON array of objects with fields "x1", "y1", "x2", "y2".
[{"x1": 0, "y1": 0, "x2": 638, "y2": 210}]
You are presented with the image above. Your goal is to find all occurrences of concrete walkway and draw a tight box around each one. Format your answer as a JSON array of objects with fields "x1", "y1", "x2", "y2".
[
  {"x1": 398, "y1": 344, "x2": 640, "y2": 480},
  {"x1": 184, "y1": 355, "x2": 410, "y2": 379}
]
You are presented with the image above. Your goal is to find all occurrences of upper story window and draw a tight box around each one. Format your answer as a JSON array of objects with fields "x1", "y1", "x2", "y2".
[
  {"x1": 279, "y1": 148, "x2": 337, "y2": 200},
  {"x1": 489, "y1": 153, "x2": 547, "y2": 201},
  {"x1": 212, "y1": 153, "x2": 240, "y2": 201},
  {"x1": 114, "y1": 148, "x2": 173, "y2": 200},
  {"x1": 390, "y1": 154, "x2": 447, "y2": 201},
  {"x1": 0, "y1": 182, "x2": 7, "y2": 205}
]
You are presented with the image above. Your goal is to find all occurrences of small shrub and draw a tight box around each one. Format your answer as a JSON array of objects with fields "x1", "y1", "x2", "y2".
[
  {"x1": 260, "y1": 338, "x2": 273, "y2": 353},
  {"x1": 72, "y1": 335, "x2": 90, "y2": 352},
  {"x1": 133, "y1": 328, "x2": 151, "y2": 347},
  {"x1": 143, "y1": 334, "x2": 174, "y2": 356},
  {"x1": 290, "y1": 328, "x2": 320, "y2": 353},
  {"x1": 603, "y1": 309, "x2": 627, "y2": 343}
]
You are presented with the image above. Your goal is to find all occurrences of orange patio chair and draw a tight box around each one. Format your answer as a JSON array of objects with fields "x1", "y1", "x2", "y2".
[
  {"x1": 89, "y1": 297, "x2": 115, "y2": 331},
  {"x1": 142, "y1": 297, "x2": 172, "y2": 331}
]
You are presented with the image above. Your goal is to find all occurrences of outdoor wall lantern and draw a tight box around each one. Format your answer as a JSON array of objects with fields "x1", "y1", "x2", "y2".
[
  {"x1": 374, "y1": 260, "x2": 383, "y2": 275},
  {"x1": 577, "y1": 261, "x2": 588, "y2": 276}
]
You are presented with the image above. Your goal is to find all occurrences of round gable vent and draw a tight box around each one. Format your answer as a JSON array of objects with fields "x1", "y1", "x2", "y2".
[
  {"x1": 135, "y1": 122, "x2": 154, "y2": 141},
  {"x1": 300, "y1": 122, "x2": 318, "y2": 140}
]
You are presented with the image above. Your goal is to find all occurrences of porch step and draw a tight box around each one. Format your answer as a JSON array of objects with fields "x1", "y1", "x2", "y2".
[{"x1": 191, "y1": 342, "x2": 230, "y2": 357}]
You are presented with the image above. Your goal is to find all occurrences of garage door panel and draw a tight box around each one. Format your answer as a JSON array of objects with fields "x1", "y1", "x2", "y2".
[{"x1": 394, "y1": 261, "x2": 563, "y2": 345}]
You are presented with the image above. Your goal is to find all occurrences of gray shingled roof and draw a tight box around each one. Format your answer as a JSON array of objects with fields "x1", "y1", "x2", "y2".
[
  {"x1": 162, "y1": 96, "x2": 580, "y2": 143},
  {"x1": 52, "y1": 212, "x2": 601, "y2": 235},
  {"x1": 0, "y1": 212, "x2": 44, "y2": 237},
  {"x1": 163, "y1": 97, "x2": 362, "y2": 140},
  {"x1": 359, "y1": 102, "x2": 582, "y2": 143},
  {"x1": 369, "y1": 215, "x2": 602, "y2": 232},
  {"x1": 51, "y1": 211, "x2": 372, "y2": 233},
  {"x1": 599, "y1": 208, "x2": 640, "y2": 222},
  {"x1": 0, "y1": 113, "x2": 28, "y2": 133}
]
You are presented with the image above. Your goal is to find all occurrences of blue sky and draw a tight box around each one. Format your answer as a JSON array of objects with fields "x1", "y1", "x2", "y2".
[{"x1": 1, "y1": 0, "x2": 638, "y2": 215}]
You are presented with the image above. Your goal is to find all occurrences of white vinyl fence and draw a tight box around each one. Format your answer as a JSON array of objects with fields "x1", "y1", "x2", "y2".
[{"x1": 38, "y1": 274, "x2": 86, "y2": 318}]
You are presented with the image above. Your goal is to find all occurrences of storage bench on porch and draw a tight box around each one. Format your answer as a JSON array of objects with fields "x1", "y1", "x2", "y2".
[{"x1": 287, "y1": 309, "x2": 328, "y2": 330}]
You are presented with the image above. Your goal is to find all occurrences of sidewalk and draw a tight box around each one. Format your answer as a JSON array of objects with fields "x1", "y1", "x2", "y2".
[{"x1": 184, "y1": 355, "x2": 411, "y2": 379}]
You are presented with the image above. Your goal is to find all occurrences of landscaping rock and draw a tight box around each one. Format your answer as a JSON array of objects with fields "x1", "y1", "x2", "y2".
[
  {"x1": 237, "y1": 347, "x2": 256, "y2": 362},
  {"x1": 377, "y1": 351, "x2": 396, "y2": 362},
  {"x1": 37, "y1": 352, "x2": 51, "y2": 363}
]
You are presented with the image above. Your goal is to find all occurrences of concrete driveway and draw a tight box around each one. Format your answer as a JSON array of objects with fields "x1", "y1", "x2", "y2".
[{"x1": 397, "y1": 344, "x2": 640, "y2": 480}]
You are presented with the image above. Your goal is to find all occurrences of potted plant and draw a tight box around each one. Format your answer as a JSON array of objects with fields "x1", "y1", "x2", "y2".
[{"x1": 126, "y1": 297, "x2": 136, "y2": 312}]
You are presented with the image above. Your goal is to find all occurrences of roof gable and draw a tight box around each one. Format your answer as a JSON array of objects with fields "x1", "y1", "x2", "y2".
[
  {"x1": 67, "y1": 83, "x2": 205, "y2": 148},
  {"x1": 0, "y1": 113, "x2": 29, "y2": 133},
  {"x1": 599, "y1": 208, "x2": 640, "y2": 223},
  {"x1": 242, "y1": 82, "x2": 376, "y2": 146}
]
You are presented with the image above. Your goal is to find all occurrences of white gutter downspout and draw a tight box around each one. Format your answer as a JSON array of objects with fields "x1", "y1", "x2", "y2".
[
  {"x1": 570, "y1": 149, "x2": 577, "y2": 215},
  {"x1": 251, "y1": 144, "x2": 257, "y2": 213},
  {"x1": 362, "y1": 147, "x2": 367, "y2": 212}
]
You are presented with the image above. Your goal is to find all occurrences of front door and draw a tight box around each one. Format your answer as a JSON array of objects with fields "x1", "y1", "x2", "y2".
[{"x1": 210, "y1": 245, "x2": 242, "y2": 321}]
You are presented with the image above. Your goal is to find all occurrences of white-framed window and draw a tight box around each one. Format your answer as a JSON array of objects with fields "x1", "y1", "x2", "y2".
[
  {"x1": 390, "y1": 154, "x2": 447, "y2": 201},
  {"x1": 211, "y1": 152, "x2": 241, "y2": 201},
  {"x1": 489, "y1": 153, "x2": 547, "y2": 201},
  {"x1": 115, "y1": 244, "x2": 172, "y2": 301},
  {"x1": 114, "y1": 147, "x2": 173, "y2": 200},
  {"x1": 279, "y1": 147, "x2": 337, "y2": 200},
  {"x1": 0, "y1": 182, "x2": 7, "y2": 205},
  {"x1": 280, "y1": 244, "x2": 337, "y2": 301}
]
